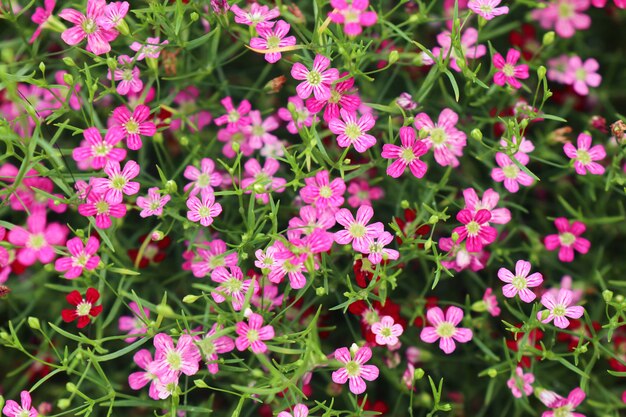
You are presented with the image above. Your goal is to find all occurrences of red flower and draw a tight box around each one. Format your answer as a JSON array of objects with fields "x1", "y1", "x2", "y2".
[
  {"x1": 393, "y1": 208, "x2": 431, "y2": 245},
  {"x1": 505, "y1": 326, "x2": 543, "y2": 368},
  {"x1": 127, "y1": 235, "x2": 171, "y2": 268},
  {"x1": 61, "y1": 288, "x2": 103, "y2": 328},
  {"x1": 509, "y1": 24, "x2": 540, "y2": 61}
]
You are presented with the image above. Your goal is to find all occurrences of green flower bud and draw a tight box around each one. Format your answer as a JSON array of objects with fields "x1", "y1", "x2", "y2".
[
  {"x1": 602, "y1": 289, "x2": 614, "y2": 303},
  {"x1": 487, "y1": 368, "x2": 498, "y2": 378},
  {"x1": 63, "y1": 57, "x2": 76, "y2": 67},
  {"x1": 440, "y1": 404, "x2": 452, "y2": 411},
  {"x1": 315, "y1": 287, "x2": 326, "y2": 296},
  {"x1": 428, "y1": 215, "x2": 438, "y2": 224},
  {"x1": 451, "y1": 232, "x2": 460, "y2": 242},
  {"x1": 542, "y1": 31, "x2": 555, "y2": 46},
  {"x1": 183, "y1": 294, "x2": 201, "y2": 304},
  {"x1": 39, "y1": 62, "x2": 46, "y2": 73},
  {"x1": 63, "y1": 73, "x2": 74, "y2": 86},
  {"x1": 537, "y1": 65, "x2": 547, "y2": 80},
  {"x1": 156, "y1": 304, "x2": 175, "y2": 318},
  {"x1": 28, "y1": 316, "x2": 41, "y2": 330},
  {"x1": 471, "y1": 300, "x2": 487, "y2": 313},
  {"x1": 471, "y1": 128, "x2": 483, "y2": 141},
  {"x1": 190, "y1": 12, "x2": 199, "y2": 22},
  {"x1": 66, "y1": 382, "x2": 77, "y2": 393},
  {"x1": 57, "y1": 399, "x2": 71, "y2": 410},
  {"x1": 424, "y1": 239, "x2": 432, "y2": 250},
  {"x1": 388, "y1": 50, "x2": 399, "y2": 65},
  {"x1": 615, "y1": 294, "x2": 624, "y2": 303},
  {"x1": 400, "y1": 200, "x2": 410, "y2": 209},
  {"x1": 164, "y1": 180, "x2": 177, "y2": 194},
  {"x1": 414, "y1": 368, "x2": 425, "y2": 380}
]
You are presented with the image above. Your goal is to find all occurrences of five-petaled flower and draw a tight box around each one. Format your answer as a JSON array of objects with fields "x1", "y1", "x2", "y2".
[
  {"x1": 291, "y1": 54, "x2": 340, "y2": 101},
  {"x1": 235, "y1": 313, "x2": 275, "y2": 353},
  {"x1": 537, "y1": 289, "x2": 585, "y2": 329},
  {"x1": 493, "y1": 48, "x2": 529, "y2": 89},
  {"x1": 420, "y1": 306, "x2": 473, "y2": 354},
  {"x1": 331, "y1": 344, "x2": 380, "y2": 394},
  {"x1": 498, "y1": 260, "x2": 544, "y2": 303},
  {"x1": 371, "y1": 315, "x2": 404, "y2": 346},
  {"x1": 334, "y1": 206, "x2": 384, "y2": 253},
  {"x1": 563, "y1": 133, "x2": 606, "y2": 175},
  {"x1": 54, "y1": 236, "x2": 101, "y2": 279},
  {"x1": 329, "y1": 109, "x2": 377, "y2": 153},
  {"x1": 2, "y1": 390, "x2": 38, "y2": 417},
  {"x1": 381, "y1": 126, "x2": 428, "y2": 178},
  {"x1": 186, "y1": 192, "x2": 223, "y2": 227},
  {"x1": 61, "y1": 287, "x2": 103, "y2": 328},
  {"x1": 544, "y1": 218, "x2": 590, "y2": 262},
  {"x1": 452, "y1": 209, "x2": 498, "y2": 253}
]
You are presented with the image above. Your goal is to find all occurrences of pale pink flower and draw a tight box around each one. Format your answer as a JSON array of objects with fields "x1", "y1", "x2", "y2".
[
  {"x1": 241, "y1": 158, "x2": 286, "y2": 204},
  {"x1": 507, "y1": 367, "x2": 534, "y2": 398},
  {"x1": 118, "y1": 301, "x2": 150, "y2": 343},
  {"x1": 109, "y1": 104, "x2": 156, "y2": 150},
  {"x1": 130, "y1": 37, "x2": 169, "y2": 60},
  {"x1": 537, "y1": 289, "x2": 585, "y2": 329},
  {"x1": 2, "y1": 391, "x2": 38, "y2": 417},
  {"x1": 230, "y1": 2, "x2": 280, "y2": 27},
  {"x1": 539, "y1": 387, "x2": 587, "y2": 417},
  {"x1": 8, "y1": 213, "x2": 68, "y2": 266},
  {"x1": 277, "y1": 404, "x2": 309, "y2": 417},
  {"x1": 211, "y1": 266, "x2": 258, "y2": 311},
  {"x1": 483, "y1": 288, "x2": 501, "y2": 317},
  {"x1": 564, "y1": 56, "x2": 601, "y2": 96},
  {"x1": 329, "y1": 109, "x2": 376, "y2": 152},
  {"x1": 331, "y1": 344, "x2": 379, "y2": 394},
  {"x1": 186, "y1": 193, "x2": 222, "y2": 227},
  {"x1": 72, "y1": 127, "x2": 127, "y2": 170},
  {"x1": 287, "y1": 205, "x2": 336, "y2": 241},
  {"x1": 420, "y1": 306, "x2": 473, "y2": 354},
  {"x1": 462, "y1": 188, "x2": 511, "y2": 225},
  {"x1": 491, "y1": 153, "x2": 534, "y2": 193},
  {"x1": 214, "y1": 97, "x2": 252, "y2": 133},
  {"x1": 334, "y1": 206, "x2": 384, "y2": 253},
  {"x1": 92, "y1": 160, "x2": 141, "y2": 204},
  {"x1": 78, "y1": 190, "x2": 127, "y2": 229},
  {"x1": 328, "y1": 0, "x2": 378, "y2": 36},
  {"x1": 346, "y1": 179, "x2": 384, "y2": 208},
  {"x1": 396, "y1": 92, "x2": 417, "y2": 111},
  {"x1": 364, "y1": 231, "x2": 399, "y2": 265},
  {"x1": 532, "y1": 0, "x2": 591, "y2": 39},
  {"x1": 242, "y1": 110, "x2": 279, "y2": 150},
  {"x1": 54, "y1": 236, "x2": 100, "y2": 279},
  {"x1": 184, "y1": 158, "x2": 222, "y2": 196},
  {"x1": 381, "y1": 126, "x2": 428, "y2": 178},
  {"x1": 544, "y1": 218, "x2": 590, "y2": 262},
  {"x1": 371, "y1": 315, "x2": 404, "y2": 346},
  {"x1": 452, "y1": 209, "x2": 497, "y2": 252},
  {"x1": 250, "y1": 20, "x2": 296, "y2": 63},
  {"x1": 251, "y1": 283, "x2": 284, "y2": 311},
  {"x1": 498, "y1": 260, "x2": 543, "y2": 303},
  {"x1": 422, "y1": 28, "x2": 486, "y2": 72},
  {"x1": 499, "y1": 136, "x2": 534, "y2": 165},
  {"x1": 235, "y1": 313, "x2": 275, "y2": 353},
  {"x1": 563, "y1": 133, "x2": 606, "y2": 175},
  {"x1": 300, "y1": 170, "x2": 346, "y2": 209},
  {"x1": 195, "y1": 324, "x2": 235, "y2": 374},
  {"x1": 191, "y1": 239, "x2": 238, "y2": 278},
  {"x1": 306, "y1": 73, "x2": 361, "y2": 122},
  {"x1": 136, "y1": 187, "x2": 170, "y2": 217},
  {"x1": 59, "y1": 0, "x2": 119, "y2": 55},
  {"x1": 493, "y1": 48, "x2": 529, "y2": 89},
  {"x1": 99, "y1": 1, "x2": 129, "y2": 30},
  {"x1": 545, "y1": 276, "x2": 583, "y2": 304},
  {"x1": 547, "y1": 54, "x2": 571, "y2": 84},
  {"x1": 414, "y1": 108, "x2": 467, "y2": 168},
  {"x1": 278, "y1": 96, "x2": 315, "y2": 134},
  {"x1": 291, "y1": 54, "x2": 340, "y2": 101},
  {"x1": 151, "y1": 333, "x2": 201, "y2": 383},
  {"x1": 128, "y1": 349, "x2": 161, "y2": 400},
  {"x1": 468, "y1": 0, "x2": 509, "y2": 19},
  {"x1": 107, "y1": 55, "x2": 143, "y2": 96},
  {"x1": 29, "y1": 0, "x2": 56, "y2": 43}
]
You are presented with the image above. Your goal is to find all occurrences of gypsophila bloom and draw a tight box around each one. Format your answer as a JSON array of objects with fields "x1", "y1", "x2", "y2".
[
  {"x1": 396, "y1": 92, "x2": 417, "y2": 110},
  {"x1": 564, "y1": 56, "x2": 602, "y2": 96},
  {"x1": 493, "y1": 49, "x2": 529, "y2": 89},
  {"x1": 483, "y1": 288, "x2": 501, "y2": 317},
  {"x1": 563, "y1": 133, "x2": 606, "y2": 175},
  {"x1": 241, "y1": 158, "x2": 286, "y2": 204},
  {"x1": 422, "y1": 28, "x2": 486, "y2": 72},
  {"x1": 186, "y1": 192, "x2": 223, "y2": 227},
  {"x1": 151, "y1": 333, "x2": 201, "y2": 383},
  {"x1": 463, "y1": 188, "x2": 511, "y2": 224},
  {"x1": 507, "y1": 367, "x2": 534, "y2": 398},
  {"x1": 538, "y1": 387, "x2": 587, "y2": 417},
  {"x1": 491, "y1": 153, "x2": 534, "y2": 193},
  {"x1": 532, "y1": 0, "x2": 591, "y2": 39},
  {"x1": 306, "y1": 73, "x2": 361, "y2": 122},
  {"x1": 328, "y1": 0, "x2": 378, "y2": 37},
  {"x1": 277, "y1": 404, "x2": 309, "y2": 417},
  {"x1": 230, "y1": 2, "x2": 280, "y2": 27},
  {"x1": 537, "y1": 289, "x2": 585, "y2": 329},
  {"x1": 30, "y1": 0, "x2": 56, "y2": 43},
  {"x1": 214, "y1": 97, "x2": 252, "y2": 133},
  {"x1": 191, "y1": 239, "x2": 238, "y2": 278},
  {"x1": 382, "y1": 126, "x2": 428, "y2": 178},
  {"x1": 499, "y1": 136, "x2": 535, "y2": 165},
  {"x1": 210, "y1": 266, "x2": 258, "y2": 311},
  {"x1": 130, "y1": 37, "x2": 169, "y2": 60},
  {"x1": 61, "y1": 287, "x2": 103, "y2": 328},
  {"x1": 329, "y1": 109, "x2": 376, "y2": 152},
  {"x1": 364, "y1": 231, "x2": 399, "y2": 265},
  {"x1": 335, "y1": 205, "x2": 384, "y2": 253},
  {"x1": 72, "y1": 127, "x2": 126, "y2": 170},
  {"x1": 346, "y1": 179, "x2": 383, "y2": 208},
  {"x1": 332, "y1": 344, "x2": 379, "y2": 394},
  {"x1": 78, "y1": 189, "x2": 127, "y2": 229},
  {"x1": 371, "y1": 315, "x2": 404, "y2": 346},
  {"x1": 195, "y1": 324, "x2": 235, "y2": 374},
  {"x1": 544, "y1": 218, "x2": 590, "y2": 262},
  {"x1": 107, "y1": 55, "x2": 143, "y2": 96},
  {"x1": 118, "y1": 301, "x2": 150, "y2": 343},
  {"x1": 452, "y1": 209, "x2": 497, "y2": 252},
  {"x1": 300, "y1": 170, "x2": 346, "y2": 209},
  {"x1": 128, "y1": 349, "x2": 161, "y2": 400},
  {"x1": 235, "y1": 313, "x2": 275, "y2": 353},
  {"x1": 420, "y1": 306, "x2": 473, "y2": 354},
  {"x1": 8, "y1": 213, "x2": 68, "y2": 266},
  {"x1": 468, "y1": 0, "x2": 509, "y2": 20},
  {"x1": 136, "y1": 187, "x2": 171, "y2": 218},
  {"x1": 54, "y1": 236, "x2": 100, "y2": 279},
  {"x1": 291, "y1": 54, "x2": 339, "y2": 101},
  {"x1": 98, "y1": 1, "x2": 129, "y2": 30},
  {"x1": 498, "y1": 260, "x2": 543, "y2": 303},
  {"x1": 414, "y1": 108, "x2": 467, "y2": 167},
  {"x1": 59, "y1": 0, "x2": 119, "y2": 55},
  {"x1": 109, "y1": 104, "x2": 156, "y2": 151},
  {"x1": 250, "y1": 20, "x2": 296, "y2": 64},
  {"x1": 184, "y1": 158, "x2": 222, "y2": 196},
  {"x1": 92, "y1": 160, "x2": 141, "y2": 204},
  {"x1": 2, "y1": 391, "x2": 38, "y2": 417}
]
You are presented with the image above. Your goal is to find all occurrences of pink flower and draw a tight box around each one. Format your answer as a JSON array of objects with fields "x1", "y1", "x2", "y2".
[
  {"x1": 300, "y1": 170, "x2": 346, "y2": 209},
  {"x1": 241, "y1": 158, "x2": 286, "y2": 204},
  {"x1": 287, "y1": 205, "x2": 336, "y2": 241},
  {"x1": 420, "y1": 306, "x2": 473, "y2": 354},
  {"x1": 278, "y1": 96, "x2": 315, "y2": 134},
  {"x1": 191, "y1": 239, "x2": 238, "y2": 278},
  {"x1": 346, "y1": 179, "x2": 383, "y2": 208},
  {"x1": 546, "y1": 275, "x2": 584, "y2": 304},
  {"x1": 564, "y1": 56, "x2": 601, "y2": 96},
  {"x1": 230, "y1": 2, "x2": 280, "y2": 27},
  {"x1": 491, "y1": 153, "x2": 534, "y2": 193},
  {"x1": 462, "y1": 188, "x2": 511, "y2": 225},
  {"x1": 250, "y1": 20, "x2": 296, "y2": 63},
  {"x1": 381, "y1": 126, "x2": 428, "y2": 178},
  {"x1": 507, "y1": 367, "x2": 534, "y2": 398},
  {"x1": 364, "y1": 231, "x2": 399, "y2": 265},
  {"x1": 186, "y1": 193, "x2": 223, "y2": 227},
  {"x1": 2, "y1": 391, "x2": 38, "y2": 417},
  {"x1": 92, "y1": 160, "x2": 141, "y2": 204},
  {"x1": 195, "y1": 324, "x2": 235, "y2": 374},
  {"x1": 371, "y1": 315, "x2": 404, "y2": 346},
  {"x1": 468, "y1": 0, "x2": 509, "y2": 19},
  {"x1": 544, "y1": 218, "x2": 590, "y2": 262},
  {"x1": 498, "y1": 260, "x2": 543, "y2": 303},
  {"x1": 563, "y1": 133, "x2": 606, "y2": 175},
  {"x1": 439, "y1": 237, "x2": 489, "y2": 272},
  {"x1": 328, "y1": 0, "x2": 378, "y2": 36},
  {"x1": 151, "y1": 333, "x2": 201, "y2": 383},
  {"x1": 414, "y1": 108, "x2": 467, "y2": 168},
  {"x1": 214, "y1": 97, "x2": 252, "y2": 133},
  {"x1": 109, "y1": 104, "x2": 156, "y2": 150},
  {"x1": 396, "y1": 92, "x2": 417, "y2": 111},
  {"x1": 493, "y1": 49, "x2": 529, "y2": 89},
  {"x1": 78, "y1": 189, "x2": 127, "y2": 229},
  {"x1": 130, "y1": 37, "x2": 169, "y2": 60},
  {"x1": 482, "y1": 288, "x2": 501, "y2": 317},
  {"x1": 128, "y1": 349, "x2": 161, "y2": 400},
  {"x1": 235, "y1": 313, "x2": 275, "y2": 353},
  {"x1": 267, "y1": 243, "x2": 309, "y2": 288},
  {"x1": 99, "y1": 1, "x2": 129, "y2": 30},
  {"x1": 184, "y1": 158, "x2": 222, "y2": 196},
  {"x1": 59, "y1": 0, "x2": 119, "y2": 55},
  {"x1": 532, "y1": 0, "x2": 591, "y2": 39},
  {"x1": 136, "y1": 187, "x2": 170, "y2": 217},
  {"x1": 539, "y1": 387, "x2": 586, "y2": 417},
  {"x1": 329, "y1": 109, "x2": 376, "y2": 152},
  {"x1": 118, "y1": 301, "x2": 150, "y2": 343},
  {"x1": 8, "y1": 213, "x2": 68, "y2": 266},
  {"x1": 29, "y1": 0, "x2": 55, "y2": 43},
  {"x1": 54, "y1": 236, "x2": 100, "y2": 279},
  {"x1": 547, "y1": 54, "x2": 571, "y2": 84},
  {"x1": 291, "y1": 55, "x2": 340, "y2": 101},
  {"x1": 537, "y1": 289, "x2": 585, "y2": 329},
  {"x1": 452, "y1": 209, "x2": 497, "y2": 252},
  {"x1": 72, "y1": 127, "x2": 127, "y2": 170},
  {"x1": 499, "y1": 136, "x2": 534, "y2": 165},
  {"x1": 334, "y1": 206, "x2": 384, "y2": 253},
  {"x1": 211, "y1": 266, "x2": 257, "y2": 311},
  {"x1": 242, "y1": 110, "x2": 279, "y2": 149},
  {"x1": 306, "y1": 73, "x2": 361, "y2": 122},
  {"x1": 107, "y1": 55, "x2": 143, "y2": 96},
  {"x1": 277, "y1": 404, "x2": 309, "y2": 417},
  {"x1": 422, "y1": 28, "x2": 486, "y2": 72},
  {"x1": 331, "y1": 344, "x2": 379, "y2": 394}
]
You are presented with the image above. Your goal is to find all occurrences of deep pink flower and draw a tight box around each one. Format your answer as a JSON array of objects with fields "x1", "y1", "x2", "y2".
[
  {"x1": 54, "y1": 236, "x2": 100, "y2": 279},
  {"x1": 291, "y1": 55, "x2": 340, "y2": 101},
  {"x1": 241, "y1": 158, "x2": 286, "y2": 204},
  {"x1": 306, "y1": 73, "x2": 361, "y2": 122},
  {"x1": 499, "y1": 136, "x2": 534, "y2": 165},
  {"x1": 2, "y1": 391, "x2": 38, "y2": 417},
  {"x1": 334, "y1": 206, "x2": 384, "y2": 253},
  {"x1": 109, "y1": 104, "x2": 156, "y2": 150},
  {"x1": 242, "y1": 110, "x2": 279, "y2": 150},
  {"x1": 59, "y1": 0, "x2": 119, "y2": 55},
  {"x1": 78, "y1": 189, "x2": 127, "y2": 229},
  {"x1": 364, "y1": 231, "x2": 399, "y2": 265},
  {"x1": 250, "y1": 20, "x2": 296, "y2": 63},
  {"x1": 128, "y1": 349, "x2": 161, "y2": 400},
  {"x1": 452, "y1": 209, "x2": 497, "y2": 252},
  {"x1": 230, "y1": 2, "x2": 280, "y2": 27},
  {"x1": 564, "y1": 56, "x2": 602, "y2": 96},
  {"x1": 414, "y1": 108, "x2": 467, "y2": 167},
  {"x1": 130, "y1": 37, "x2": 169, "y2": 60},
  {"x1": 493, "y1": 49, "x2": 529, "y2": 89},
  {"x1": 211, "y1": 266, "x2": 257, "y2": 311},
  {"x1": 563, "y1": 133, "x2": 606, "y2": 175},
  {"x1": 8, "y1": 213, "x2": 68, "y2": 266},
  {"x1": 539, "y1": 387, "x2": 586, "y2": 417},
  {"x1": 328, "y1": 0, "x2": 378, "y2": 36},
  {"x1": 214, "y1": 97, "x2": 252, "y2": 133},
  {"x1": 544, "y1": 218, "x2": 590, "y2": 262},
  {"x1": 329, "y1": 109, "x2": 376, "y2": 152},
  {"x1": 107, "y1": 55, "x2": 143, "y2": 96},
  {"x1": 118, "y1": 301, "x2": 150, "y2": 343},
  {"x1": 278, "y1": 96, "x2": 314, "y2": 134},
  {"x1": 498, "y1": 260, "x2": 543, "y2": 303},
  {"x1": 422, "y1": 28, "x2": 486, "y2": 72},
  {"x1": 191, "y1": 239, "x2": 238, "y2": 278},
  {"x1": 277, "y1": 404, "x2": 309, "y2": 417},
  {"x1": 532, "y1": 0, "x2": 591, "y2": 39},
  {"x1": 420, "y1": 306, "x2": 473, "y2": 354},
  {"x1": 195, "y1": 324, "x2": 235, "y2": 374},
  {"x1": 300, "y1": 170, "x2": 346, "y2": 209},
  {"x1": 287, "y1": 205, "x2": 337, "y2": 241},
  {"x1": 267, "y1": 242, "x2": 309, "y2": 289},
  {"x1": 439, "y1": 237, "x2": 489, "y2": 273},
  {"x1": 170, "y1": 86, "x2": 213, "y2": 132},
  {"x1": 99, "y1": 1, "x2": 129, "y2": 30},
  {"x1": 151, "y1": 334, "x2": 201, "y2": 383},
  {"x1": 184, "y1": 158, "x2": 222, "y2": 196},
  {"x1": 491, "y1": 153, "x2": 534, "y2": 193},
  {"x1": 92, "y1": 160, "x2": 141, "y2": 204},
  {"x1": 462, "y1": 188, "x2": 511, "y2": 224},
  {"x1": 537, "y1": 289, "x2": 585, "y2": 329},
  {"x1": 186, "y1": 193, "x2": 222, "y2": 227},
  {"x1": 61, "y1": 287, "x2": 103, "y2": 328},
  {"x1": 507, "y1": 367, "x2": 534, "y2": 398},
  {"x1": 136, "y1": 187, "x2": 170, "y2": 218},
  {"x1": 72, "y1": 127, "x2": 127, "y2": 170},
  {"x1": 331, "y1": 344, "x2": 379, "y2": 394},
  {"x1": 468, "y1": 0, "x2": 509, "y2": 19},
  {"x1": 381, "y1": 126, "x2": 428, "y2": 178},
  {"x1": 235, "y1": 313, "x2": 275, "y2": 353},
  {"x1": 371, "y1": 316, "x2": 404, "y2": 346},
  {"x1": 29, "y1": 0, "x2": 56, "y2": 43},
  {"x1": 482, "y1": 288, "x2": 501, "y2": 317}
]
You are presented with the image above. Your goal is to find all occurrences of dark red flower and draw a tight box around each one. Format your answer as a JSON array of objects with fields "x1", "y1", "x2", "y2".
[
  {"x1": 393, "y1": 209, "x2": 431, "y2": 245},
  {"x1": 127, "y1": 235, "x2": 171, "y2": 268},
  {"x1": 506, "y1": 327, "x2": 543, "y2": 368},
  {"x1": 509, "y1": 24, "x2": 540, "y2": 61},
  {"x1": 61, "y1": 288, "x2": 103, "y2": 328}
]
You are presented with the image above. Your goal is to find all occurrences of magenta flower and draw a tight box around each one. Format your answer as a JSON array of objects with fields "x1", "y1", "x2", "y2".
[
  {"x1": 92, "y1": 160, "x2": 141, "y2": 204},
  {"x1": 151, "y1": 334, "x2": 201, "y2": 383},
  {"x1": 118, "y1": 301, "x2": 150, "y2": 343},
  {"x1": 109, "y1": 104, "x2": 156, "y2": 150},
  {"x1": 422, "y1": 28, "x2": 486, "y2": 72},
  {"x1": 2, "y1": 391, "x2": 38, "y2": 417},
  {"x1": 186, "y1": 192, "x2": 223, "y2": 227},
  {"x1": 507, "y1": 367, "x2": 534, "y2": 398},
  {"x1": 230, "y1": 3, "x2": 280, "y2": 27},
  {"x1": 8, "y1": 213, "x2": 68, "y2": 266},
  {"x1": 98, "y1": 1, "x2": 129, "y2": 30},
  {"x1": 532, "y1": 0, "x2": 591, "y2": 39},
  {"x1": 54, "y1": 236, "x2": 100, "y2": 279},
  {"x1": 329, "y1": 109, "x2": 376, "y2": 152},
  {"x1": 191, "y1": 239, "x2": 238, "y2": 278},
  {"x1": 499, "y1": 136, "x2": 534, "y2": 165},
  {"x1": 184, "y1": 158, "x2": 222, "y2": 197},
  {"x1": 278, "y1": 96, "x2": 315, "y2": 134},
  {"x1": 331, "y1": 344, "x2": 379, "y2": 394},
  {"x1": 107, "y1": 55, "x2": 143, "y2": 96},
  {"x1": 291, "y1": 55, "x2": 340, "y2": 101},
  {"x1": 300, "y1": 170, "x2": 346, "y2": 209},
  {"x1": 381, "y1": 126, "x2": 428, "y2": 178},
  {"x1": 59, "y1": 0, "x2": 119, "y2": 55},
  {"x1": 29, "y1": 0, "x2": 56, "y2": 43},
  {"x1": 78, "y1": 190, "x2": 127, "y2": 229},
  {"x1": 243, "y1": 110, "x2": 279, "y2": 149},
  {"x1": 493, "y1": 49, "x2": 529, "y2": 89},
  {"x1": 420, "y1": 306, "x2": 473, "y2": 354},
  {"x1": 250, "y1": 20, "x2": 296, "y2": 63},
  {"x1": 482, "y1": 288, "x2": 501, "y2": 317},
  {"x1": 196, "y1": 324, "x2": 235, "y2": 374},
  {"x1": 364, "y1": 231, "x2": 399, "y2": 265},
  {"x1": 346, "y1": 179, "x2": 383, "y2": 208},
  {"x1": 563, "y1": 133, "x2": 606, "y2": 175},
  {"x1": 564, "y1": 56, "x2": 602, "y2": 96},
  {"x1": 491, "y1": 153, "x2": 534, "y2": 193},
  {"x1": 306, "y1": 73, "x2": 361, "y2": 122},
  {"x1": 414, "y1": 108, "x2": 467, "y2": 168},
  {"x1": 72, "y1": 127, "x2": 127, "y2": 170},
  {"x1": 235, "y1": 313, "x2": 275, "y2": 353},
  {"x1": 538, "y1": 387, "x2": 586, "y2": 417},
  {"x1": 452, "y1": 209, "x2": 497, "y2": 253},
  {"x1": 130, "y1": 37, "x2": 169, "y2": 60},
  {"x1": 328, "y1": 0, "x2": 378, "y2": 36},
  {"x1": 462, "y1": 188, "x2": 511, "y2": 225},
  {"x1": 439, "y1": 237, "x2": 489, "y2": 273},
  {"x1": 277, "y1": 404, "x2": 309, "y2": 417},
  {"x1": 371, "y1": 316, "x2": 404, "y2": 346},
  {"x1": 396, "y1": 92, "x2": 417, "y2": 110},
  {"x1": 129, "y1": 349, "x2": 161, "y2": 400},
  {"x1": 136, "y1": 187, "x2": 171, "y2": 217},
  {"x1": 544, "y1": 218, "x2": 590, "y2": 262},
  {"x1": 537, "y1": 289, "x2": 585, "y2": 329},
  {"x1": 334, "y1": 206, "x2": 384, "y2": 253},
  {"x1": 214, "y1": 97, "x2": 252, "y2": 133},
  {"x1": 498, "y1": 260, "x2": 543, "y2": 303},
  {"x1": 241, "y1": 158, "x2": 286, "y2": 204},
  {"x1": 468, "y1": 0, "x2": 509, "y2": 19},
  {"x1": 210, "y1": 266, "x2": 257, "y2": 311},
  {"x1": 267, "y1": 243, "x2": 309, "y2": 288}
]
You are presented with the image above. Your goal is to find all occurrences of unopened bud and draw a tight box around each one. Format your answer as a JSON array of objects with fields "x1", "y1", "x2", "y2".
[
  {"x1": 182, "y1": 294, "x2": 201, "y2": 304},
  {"x1": 190, "y1": 12, "x2": 199, "y2": 21},
  {"x1": 451, "y1": 232, "x2": 460, "y2": 242},
  {"x1": 487, "y1": 368, "x2": 498, "y2": 378},
  {"x1": 28, "y1": 317, "x2": 41, "y2": 330},
  {"x1": 62, "y1": 57, "x2": 76, "y2": 67},
  {"x1": 156, "y1": 304, "x2": 175, "y2": 318},
  {"x1": 164, "y1": 180, "x2": 177, "y2": 194},
  {"x1": 315, "y1": 287, "x2": 326, "y2": 296},
  {"x1": 66, "y1": 382, "x2": 77, "y2": 393},
  {"x1": 470, "y1": 128, "x2": 482, "y2": 141},
  {"x1": 537, "y1": 66, "x2": 547, "y2": 80},
  {"x1": 151, "y1": 230, "x2": 164, "y2": 241},
  {"x1": 57, "y1": 399, "x2": 71, "y2": 410},
  {"x1": 63, "y1": 73, "x2": 74, "y2": 86},
  {"x1": 542, "y1": 31, "x2": 555, "y2": 46},
  {"x1": 428, "y1": 215, "x2": 438, "y2": 224},
  {"x1": 39, "y1": 62, "x2": 46, "y2": 73},
  {"x1": 602, "y1": 289, "x2": 614, "y2": 303},
  {"x1": 400, "y1": 200, "x2": 410, "y2": 209},
  {"x1": 388, "y1": 50, "x2": 399, "y2": 65}
]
